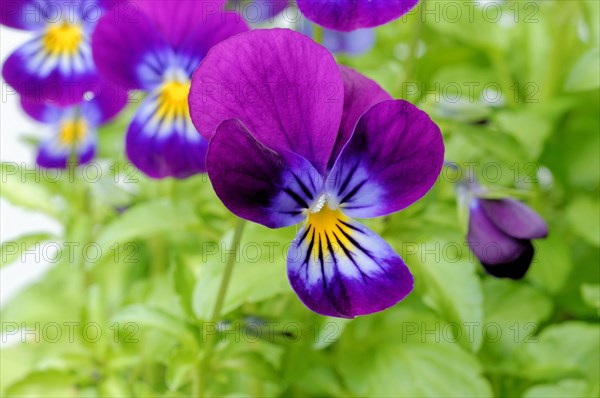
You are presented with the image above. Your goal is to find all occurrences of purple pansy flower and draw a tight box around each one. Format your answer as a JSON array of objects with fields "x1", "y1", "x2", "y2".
[
  {"x1": 1, "y1": 0, "x2": 120, "y2": 106},
  {"x1": 189, "y1": 29, "x2": 444, "y2": 318},
  {"x1": 468, "y1": 196, "x2": 548, "y2": 280},
  {"x1": 22, "y1": 81, "x2": 127, "y2": 168},
  {"x1": 297, "y1": 0, "x2": 419, "y2": 32},
  {"x1": 90, "y1": 0, "x2": 248, "y2": 178}
]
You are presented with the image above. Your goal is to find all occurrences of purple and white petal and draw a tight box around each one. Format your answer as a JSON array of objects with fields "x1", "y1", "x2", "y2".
[
  {"x1": 467, "y1": 199, "x2": 531, "y2": 266},
  {"x1": 297, "y1": 0, "x2": 419, "y2": 32},
  {"x1": 288, "y1": 214, "x2": 413, "y2": 318},
  {"x1": 479, "y1": 198, "x2": 548, "y2": 240},
  {"x1": 207, "y1": 119, "x2": 323, "y2": 229},
  {"x1": 327, "y1": 100, "x2": 444, "y2": 218},
  {"x1": 190, "y1": 28, "x2": 344, "y2": 175},
  {"x1": 481, "y1": 242, "x2": 534, "y2": 280},
  {"x1": 329, "y1": 66, "x2": 391, "y2": 168},
  {"x1": 92, "y1": 9, "x2": 172, "y2": 90},
  {"x1": 20, "y1": 97, "x2": 67, "y2": 123},
  {"x1": 3, "y1": 34, "x2": 98, "y2": 106},
  {"x1": 125, "y1": 90, "x2": 207, "y2": 179},
  {"x1": 136, "y1": 0, "x2": 226, "y2": 50}
]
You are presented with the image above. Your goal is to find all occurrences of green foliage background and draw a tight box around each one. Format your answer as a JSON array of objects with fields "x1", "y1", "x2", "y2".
[{"x1": 1, "y1": 1, "x2": 599, "y2": 397}]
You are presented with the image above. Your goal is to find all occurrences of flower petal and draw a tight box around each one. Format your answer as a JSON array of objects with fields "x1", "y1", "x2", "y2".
[
  {"x1": 329, "y1": 65, "x2": 391, "y2": 168},
  {"x1": 21, "y1": 98, "x2": 66, "y2": 123},
  {"x1": 3, "y1": 35, "x2": 98, "y2": 106},
  {"x1": 126, "y1": 91, "x2": 207, "y2": 179},
  {"x1": 175, "y1": 11, "x2": 249, "y2": 76},
  {"x1": 481, "y1": 242, "x2": 534, "y2": 280},
  {"x1": 467, "y1": 199, "x2": 531, "y2": 266},
  {"x1": 207, "y1": 119, "x2": 322, "y2": 228},
  {"x1": 80, "y1": 81, "x2": 128, "y2": 125},
  {"x1": 190, "y1": 28, "x2": 344, "y2": 175},
  {"x1": 91, "y1": 9, "x2": 171, "y2": 90},
  {"x1": 37, "y1": 114, "x2": 97, "y2": 169},
  {"x1": 479, "y1": 198, "x2": 548, "y2": 240},
  {"x1": 288, "y1": 214, "x2": 413, "y2": 318},
  {"x1": 297, "y1": 0, "x2": 419, "y2": 31},
  {"x1": 326, "y1": 100, "x2": 444, "y2": 218},
  {"x1": 1, "y1": 0, "x2": 45, "y2": 30},
  {"x1": 136, "y1": 0, "x2": 226, "y2": 50}
]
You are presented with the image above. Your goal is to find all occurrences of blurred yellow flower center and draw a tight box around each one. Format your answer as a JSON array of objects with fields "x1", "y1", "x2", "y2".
[
  {"x1": 59, "y1": 119, "x2": 87, "y2": 145},
  {"x1": 44, "y1": 22, "x2": 84, "y2": 55},
  {"x1": 306, "y1": 205, "x2": 353, "y2": 258},
  {"x1": 157, "y1": 80, "x2": 191, "y2": 121}
]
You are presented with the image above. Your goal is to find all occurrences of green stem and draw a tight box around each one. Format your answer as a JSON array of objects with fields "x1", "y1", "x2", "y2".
[{"x1": 197, "y1": 218, "x2": 247, "y2": 397}]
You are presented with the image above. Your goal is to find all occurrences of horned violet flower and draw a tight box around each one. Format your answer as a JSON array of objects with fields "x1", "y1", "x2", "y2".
[
  {"x1": 1, "y1": 0, "x2": 119, "y2": 105},
  {"x1": 189, "y1": 29, "x2": 444, "y2": 318},
  {"x1": 297, "y1": 0, "x2": 419, "y2": 31},
  {"x1": 22, "y1": 81, "x2": 127, "y2": 168},
  {"x1": 91, "y1": 0, "x2": 248, "y2": 178},
  {"x1": 468, "y1": 197, "x2": 548, "y2": 279}
]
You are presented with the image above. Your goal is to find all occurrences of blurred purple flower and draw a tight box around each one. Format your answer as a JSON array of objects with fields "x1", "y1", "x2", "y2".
[
  {"x1": 189, "y1": 29, "x2": 444, "y2": 318},
  {"x1": 1, "y1": 0, "x2": 121, "y2": 106},
  {"x1": 22, "y1": 80, "x2": 127, "y2": 168},
  {"x1": 300, "y1": 21, "x2": 375, "y2": 55},
  {"x1": 91, "y1": 0, "x2": 248, "y2": 178},
  {"x1": 468, "y1": 197, "x2": 548, "y2": 280},
  {"x1": 297, "y1": 0, "x2": 419, "y2": 31}
]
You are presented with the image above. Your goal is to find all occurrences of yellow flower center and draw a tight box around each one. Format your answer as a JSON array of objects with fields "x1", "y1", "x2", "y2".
[
  {"x1": 59, "y1": 119, "x2": 87, "y2": 145},
  {"x1": 43, "y1": 22, "x2": 84, "y2": 55},
  {"x1": 156, "y1": 80, "x2": 191, "y2": 122},
  {"x1": 306, "y1": 205, "x2": 353, "y2": 259}
]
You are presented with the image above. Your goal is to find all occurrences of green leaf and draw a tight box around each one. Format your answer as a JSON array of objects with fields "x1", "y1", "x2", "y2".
[
  {"x1": 412, "y1": 254, "x2": 484, "y2": 351},
  {"x1": 518, "y1": 322, "x2": 600, "y2": 384},
  {"x1": 111, "y1": 305, "x2": 197, "y2": 348},
  {"x1": 0, "y1": 163, "x2": 61, "y2": 218},
  {"x1": 566, "y1": 196, "x2": 600, "y2": 246},
  {"x1": 565, "y1": 48, "x2": 600, "y2": 92},
  {"x1": 192, "y1": 224, "x2": 291, "y2": 320},
  {"x1": 0, "y1": 233, "x2": 54, "y2": 268},
  {"x1": 527, "y1": 236, "x2": 573, "y2": 294},
  {"x1": 4, "y1": 370, "x2": 77, "y2": 398},
  {"x1": 523, "y1": 379, "x2": 598, "y2": 398},
  {"x1": 581, "y1": 284, "x2": 600, "y2": 309},
  {"x1": 95, "y1": 199, "x2": 200, "y2": 255}
]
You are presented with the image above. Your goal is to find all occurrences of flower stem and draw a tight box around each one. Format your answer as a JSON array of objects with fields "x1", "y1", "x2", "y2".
[{"x1": 197, "y1": 217, "x2": 247, "y2": 397}]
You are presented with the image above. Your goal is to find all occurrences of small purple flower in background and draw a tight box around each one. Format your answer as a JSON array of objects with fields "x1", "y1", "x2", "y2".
[
  {"x1": 189, "y1": 29, "x2": 444, "y2": 318},
  {"x1": 297, "y1": 0, "x2": 419, "y2": 31},
  {"x1": 21, "y1": 81, "x2": 127, "y2": 168},
  {"x1": 91, "y1": 0, "x2": 248, "y2": 179},
  {"x1": 1, "y1": 0, "x2": 120, "y2": 106},
  {"x1": 300, "y1": 22, "x2": 375, "y2": 55},
  {"x1": 468, "y1": 196, "x2": 548, "y2": 280}
]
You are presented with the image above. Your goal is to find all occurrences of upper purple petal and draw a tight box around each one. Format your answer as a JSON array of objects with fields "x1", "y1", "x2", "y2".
[
  {"x1": 297, "y1": 0, "x2": 419, "y2": 31},
  {"x1": 207, "y1": 119, "x2": 323, "y2": 229},
  {"x1": 288, "y1": 215, "x2": 413, "y2": 318},
  {"x1": 0, "y1": 0, "x2": 45, "y2": 30},
  {"x1": 189, "y1": 28, "x2": 344, "y2": 176},
  {"x1": 479, "y1": 198, "x2": 549, "y2": 240},
  {"x1": 467, "y1": 199, "x2": 531, "y2": 266},
  {"x1": 175, "y1": 11, "x2": 249, "y2": 76},
  {"x1": 21, "y1": 97, "x2": 67, "y2": 123},
  {"x1": 136, "y1": 0, "x2": 226, "y2": 50},
  {"x1": 329, "y1": 65, "x2": 391, "y2": 168},
  {"x1": 92, "y1": 9, "x2": 171, "y2": 89},
  {"x1": 326, "y1": 100, "x2": 444, "y2": 218}
]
